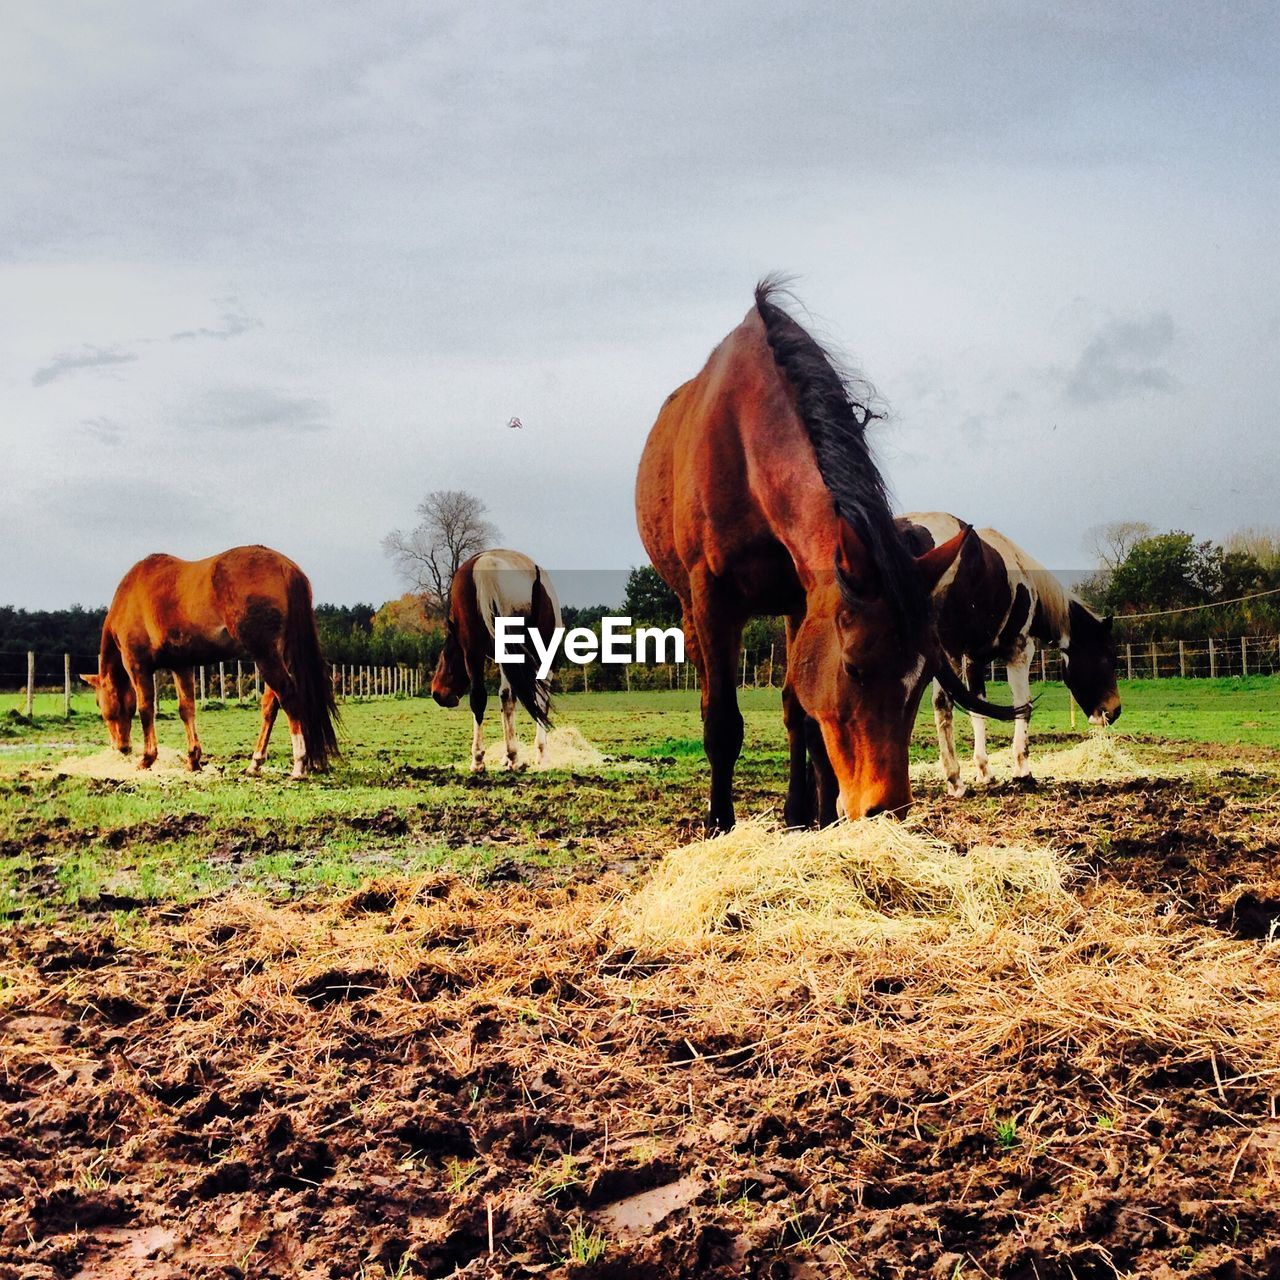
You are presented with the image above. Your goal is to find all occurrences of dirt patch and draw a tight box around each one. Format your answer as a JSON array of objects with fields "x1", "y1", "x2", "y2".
[{"x1": 4, "y1": 827, "x2": 1280, "y2": 1278}]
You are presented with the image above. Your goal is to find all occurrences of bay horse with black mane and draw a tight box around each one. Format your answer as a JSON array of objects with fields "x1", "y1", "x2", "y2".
[
  {"x1": 83, "y1": 546, "x2": 339, "y2": 779},
  {"x1": 430, "y1": 549, "x2": 561, "y2": 770},
  {"x1": 898, "y1": 512, "x2": 1121, "y2": 795},
  {"x1": 636, "y1": 279, "x2": 1018, "y2": 831}
]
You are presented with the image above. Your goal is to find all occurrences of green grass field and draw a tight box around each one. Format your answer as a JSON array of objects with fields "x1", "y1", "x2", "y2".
[{"x1": 2, "y1": 676, "x2": 1277, "y2": 924}]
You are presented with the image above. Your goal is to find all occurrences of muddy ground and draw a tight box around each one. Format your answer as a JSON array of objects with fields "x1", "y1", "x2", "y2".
[{"x1": 4, "y1": 747, "x2": 1280, "y2": 1279}]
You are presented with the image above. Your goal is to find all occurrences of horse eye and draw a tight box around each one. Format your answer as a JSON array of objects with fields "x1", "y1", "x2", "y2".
[{"x1": 844, "y1": 663, "x2": 863, "y2": 685}]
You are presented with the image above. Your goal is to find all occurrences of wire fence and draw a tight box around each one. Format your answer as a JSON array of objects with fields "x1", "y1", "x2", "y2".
[
  {"x1": 5, "y1": 634, "x2": 1280, "y2": 714},
  {"x1": 0, "y1": 649, "x2": 424, "y2": 717}
]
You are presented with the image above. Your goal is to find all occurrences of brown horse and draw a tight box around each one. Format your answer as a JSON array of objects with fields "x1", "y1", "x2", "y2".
[
  {"x1": 82, "y1": 546, "x2": 339, "y2": 778},
  {"x1": 636, "y1": 280, "x2": 1016, "y2": 830},
  {"x1": 430, "y1": 549, "x2": 561, "y2": 770}
]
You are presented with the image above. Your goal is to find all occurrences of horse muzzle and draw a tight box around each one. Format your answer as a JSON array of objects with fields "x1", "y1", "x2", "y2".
[
  {"x1": 432, "y1": 690, "x2": 460, "y2": 709},
  {"x1": 1089, "y1": 699, "x2": 1122, "y2": 727}
]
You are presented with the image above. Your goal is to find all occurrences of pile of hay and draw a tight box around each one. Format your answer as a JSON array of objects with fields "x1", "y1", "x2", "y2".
[
  {"x1": 52, "y1": 746, "x2": 221, "y2": 782},
  {"x1": 481, "y1": 724, "x2": 621, "y2": 771},
  {"x1": 618, "y1": 817, "x2": 1068, "y2": 953},
  {"x1": 1032, "y1": 730, "x2": 1153, "y2": 781}
]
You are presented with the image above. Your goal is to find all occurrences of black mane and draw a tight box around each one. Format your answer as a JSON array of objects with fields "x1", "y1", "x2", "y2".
[{"x1": 754, "y1": 277, "x2": 925, "y2": 635}]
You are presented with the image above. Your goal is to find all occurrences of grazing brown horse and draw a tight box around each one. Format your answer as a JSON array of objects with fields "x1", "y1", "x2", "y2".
[
  {"x1": 82, "y1": 546, "x2": 339, "y2": 778},
  {"x1": 430, "y1": 549, "x2": 561, "y2": 770},
  {"x1": 636, "y1": 280, "x2": 1016, "y2": 830},
  {"x1": 898, "y1": 512, "x2": 1121, "y2": 794}
]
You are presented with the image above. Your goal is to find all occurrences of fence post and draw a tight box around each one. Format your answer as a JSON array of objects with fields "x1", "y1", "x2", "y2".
[
  {"x1": 1208, "y1": 638, "x2": 1216, "y2": 679},
  {"x1": 1124, "y1": 644, "x2": 1133, "y2": 680},
  {"x1": 1040, "y1": 650, "x2": 1047, "y2": 682},
  {"x1": 236, "y1": 659, "x2": 244, "y2": 704},
  {"x1": 1178, "y1": 640, "x2": 1186, "y2": 679},
  {"x1": 583, "y1": 665, "x2": 590, "y2": 693},
  {"x1": 1150, "y1": 641, "x2": 1158, "y2": 678},
  {"x1": 200, "y1": 666, "x2": 206, "y2": 702},
  {"x1": 154, "y1": 671, "x2": 161, "y2": 709},
  {"x1": 1242, "y1": 636, "x2": 1248, "y2": 677},
  {"x1": 768, "y1": 643, "x2": 775, "y2": 689},
  {"x1": 219, "y1": 661, "x2": 227, "y2": 701},
  {"x1": 64, "y1": 653, "x2": 71, "y2": 719},
  {"x1": 741, "y1": 650, "x2": 747, "y2": 689},
  {"x1": 25, "y1": 651, "x2": 34, "y2": 717}
]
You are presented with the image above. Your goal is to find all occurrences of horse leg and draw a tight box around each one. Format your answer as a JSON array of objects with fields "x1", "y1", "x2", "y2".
[
  {"x1": 1008, "y1": 643, "x2": 1034, "y2": 783},
  {"x1": 782, "y1": 615, "x2": 813, "y2": 828},
  {"x1": 498, "y1": 669, "x2": 518, "y2": 770},
  {"x1": 123, "y1": 657, "x2": 158, "y2": 769},
  {"x1": 254, "y1": 654, "x2": 308, "y2": 779},
  {"x1": 782, "y1": 679, "x2": 812, "y2": 828},
  {"x1": 469, "y1": 678, "x2": 488, "y2": 773},
  {"x1": 805, "y1": 717, "x2": 840, "y2": 826},
  {"x1": 246, "y1": 686, "x2": 280, "y2": 776},
  {"x1": 932, "y1": 678, "x2": 965, "y2": 798},
  {"x1": 968, "y1": 659, "x2": 991, "y2": 785},
  {"x1": 173, "y1": 668, "x2": 202, "y2": 771},
  {"x1": 534, "y1": 685, "x2": 550, "y2": 766},
  {"x1": 689, "y1": 578, "x2": 744, "y2": 834}
]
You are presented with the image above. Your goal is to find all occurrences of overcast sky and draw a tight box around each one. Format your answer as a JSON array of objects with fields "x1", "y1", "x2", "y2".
[{"x1": 2, "y1": 2, "x2": 1277, "y2": 608}]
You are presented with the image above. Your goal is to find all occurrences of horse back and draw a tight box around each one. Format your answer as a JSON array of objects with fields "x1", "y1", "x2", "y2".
[{"x1": 105, "y1": 545, "x2": 300, "y2": 664}]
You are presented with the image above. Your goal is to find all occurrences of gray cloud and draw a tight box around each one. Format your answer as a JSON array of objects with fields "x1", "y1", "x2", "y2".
[
  {"x1": 1062, "y1": 314, "x2": 1177, "y2": 406},
  {"x1": 191, "y1": 387, "x2": 331, "y2": 434},
  {"x1": 171, "y1": 311, "x2": 262, "y2": 341},
  {"x1": 79, "y1": 416, "x2": 125, "y2": 447},
  {"x1": 1, "y1": 3, "x2": 1277, "y2": 605},
  {"x1": 32, "y1": 345, "x2": 138, "y2": 387}
]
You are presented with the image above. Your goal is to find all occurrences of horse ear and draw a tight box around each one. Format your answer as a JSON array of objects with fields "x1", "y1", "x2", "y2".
[
  {"x1": 80, "y1": 673, "x2": 101, "y2": 688},
  {"x1": 834, "y1": 520, "x2": 874, "y2": 598},
  {"x1": 916, "y1": 524, "x2": 972, "y2": 595}
]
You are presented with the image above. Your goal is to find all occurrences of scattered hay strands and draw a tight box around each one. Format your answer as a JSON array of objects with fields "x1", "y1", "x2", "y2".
[{"x1": 617, "y1": 817, "x2": 1068, "y2": 954}]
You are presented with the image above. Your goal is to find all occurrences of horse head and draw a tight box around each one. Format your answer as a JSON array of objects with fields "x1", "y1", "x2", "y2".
[
  {"x1": 1064, "y1": 601, "x2": 1121, "y2": 725},
  {"x1": 788, "y1": 524, "x2": 1020, "y2": 817},
  {"x1": 80, "y1": 661, "x2": 136, "y2": 753},
  {"x1": 430, "y1": 613, "x2": 469, "y2": 708}
]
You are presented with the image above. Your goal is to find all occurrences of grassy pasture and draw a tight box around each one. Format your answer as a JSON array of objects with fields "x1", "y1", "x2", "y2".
[{"x1": 2, "y1": 678, "x2": 1278, "y2": 924}]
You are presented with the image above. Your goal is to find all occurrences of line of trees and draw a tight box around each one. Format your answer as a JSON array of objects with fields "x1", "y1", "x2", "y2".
[{"x1": 1079, "y1": 523, "x2": 1280, "y2": 640}]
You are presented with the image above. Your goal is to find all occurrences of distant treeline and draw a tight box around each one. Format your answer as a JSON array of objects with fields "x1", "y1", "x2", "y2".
[{"x1": 1079, "y1": 530, "x2": 1280, "y2": 641}]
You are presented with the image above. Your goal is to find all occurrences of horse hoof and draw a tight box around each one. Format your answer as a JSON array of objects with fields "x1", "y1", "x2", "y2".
[
  {"x1": 1012, "y1": 773, "x2": 1038, "y2": 791},
  {"x1": 138, "y1": 757, "x2": 156, "y2": 771},
  {"x1": 187, "y1": 758, "x2": 202, "y2": 773},
  {"x1": 945, "y1": 781, "x2": 967, "y2": 799}
]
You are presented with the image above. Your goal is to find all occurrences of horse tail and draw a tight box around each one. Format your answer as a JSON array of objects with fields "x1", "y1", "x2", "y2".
[
  {"x1": 284, "y1": 571, "x2": 341, "y2": 770},
  {"x1": 498, "y1": 566, "x2": 554, "y2": 730}
]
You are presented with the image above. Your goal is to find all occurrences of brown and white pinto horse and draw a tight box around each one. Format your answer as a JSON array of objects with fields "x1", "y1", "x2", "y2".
[
  {"x1": 898, "y1": 513, "x2": 1121, "y2": 795},
  {"x1": 430, "y1": 550, "x2": 562, "y2": 770},
  {"x1": 82, "y1": 546, "x2": 339, "y2": 778},
  {"x1": 636, "y1": 281, "x2": 1017, "y2": 831}
]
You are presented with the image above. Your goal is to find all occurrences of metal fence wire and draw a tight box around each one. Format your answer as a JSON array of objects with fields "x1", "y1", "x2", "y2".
[{"x1": 4, "y1": 636, "x2": 1280, "y2": 704}]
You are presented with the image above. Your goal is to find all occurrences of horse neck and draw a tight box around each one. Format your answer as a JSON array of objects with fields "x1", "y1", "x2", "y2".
[{"x1": 99, "y1": 629, "x2": 129, "y2": 687}]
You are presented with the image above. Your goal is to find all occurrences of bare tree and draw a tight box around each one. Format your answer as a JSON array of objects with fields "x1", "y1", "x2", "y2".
[
  {"x1": 383, "y1": 490, "x2": 499, "y2": 613},
  {"x1": 1225, "y1": 525, "x2": 1280, "y2": 570},
  {"x1": 1083, "y1": 520, "x2": 1155, "y2": 571}
]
